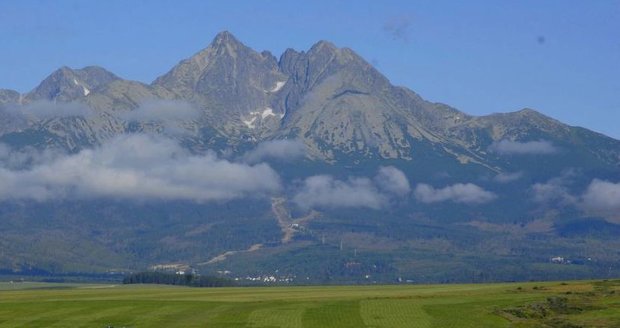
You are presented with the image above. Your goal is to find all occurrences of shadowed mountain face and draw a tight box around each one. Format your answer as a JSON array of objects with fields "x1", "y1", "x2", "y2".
[{"x1": 0, "y1": 31, "x2": 619, "y2": 282}]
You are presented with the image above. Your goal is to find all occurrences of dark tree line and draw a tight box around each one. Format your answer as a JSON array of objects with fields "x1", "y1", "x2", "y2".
[{"x1": 123, "y1": 272, "x2": 234, "y2": 287}]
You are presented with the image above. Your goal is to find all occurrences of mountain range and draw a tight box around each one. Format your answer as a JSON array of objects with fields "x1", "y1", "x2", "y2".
[{"x1": 0, "y1": 31, "x2": 619, "y2": 283}]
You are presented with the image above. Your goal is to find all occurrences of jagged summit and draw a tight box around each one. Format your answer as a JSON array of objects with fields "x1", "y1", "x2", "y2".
[
  {"x1": 207, "y1": 30, "x2": 254, "y2": 60},
  {"x1": 309, "y1": 40, "x2": 338, "y2": 52},
  {"x1": 1, "y1": 30, "x2": 617, "y2": 166},
  {"x1": 152, "y1": 31, "x2": 279, "y2": 96},
  {"x1": 211, "y1": 30, "x2": 243, "y2": 47},
  {"x1": 26, "y1": 66, "x2": 120, "y2": 102},
  {"x1": 150, "y1": 31, "x2": 286, "y2": 137}
]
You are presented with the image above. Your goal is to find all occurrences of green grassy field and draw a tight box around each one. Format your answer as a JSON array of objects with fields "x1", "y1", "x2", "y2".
[{"x1": 0, "y1": 280, "x2": 619, "y2": 327}]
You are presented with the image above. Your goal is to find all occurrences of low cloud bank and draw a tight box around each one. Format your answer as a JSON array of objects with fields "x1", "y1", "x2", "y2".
[
  {"x1": 242, "y1": 139, "x2": 306, "y2": 164},
  {"x1": 414, "y1": 183, "x2": 496, "y2": 204},
  {"x1": 0, "y1": 134, "x2": 281, "y2": 202},
  {"x1": 293, "y1": 175, "x2": 387, "y2": 210},
  {"x1": 530, "y1": 173, "x2": 620, "y2": 216},
  {"x1": 0, "y1": 143, "x2": 64, "y2": 169},
  {"x1": 293, "y1": 166, "x2": 410, "y2": 210}
]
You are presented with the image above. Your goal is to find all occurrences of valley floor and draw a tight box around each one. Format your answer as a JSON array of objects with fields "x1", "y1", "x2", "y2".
[{"x1": 0, "y1": 280, "x2": 619, "y2": 327}]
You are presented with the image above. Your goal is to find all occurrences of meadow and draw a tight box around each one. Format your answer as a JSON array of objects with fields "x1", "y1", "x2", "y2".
[{"x1": 0, "y1": 280, "x2": 619, "y2": 327}]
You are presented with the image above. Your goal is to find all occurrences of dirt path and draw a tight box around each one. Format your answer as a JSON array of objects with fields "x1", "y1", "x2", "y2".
[
  {"x1": 271, "y1": 197, "x2": 320, "y2": 243},
  {"x1": 199, "y1": 198, "x2": 320, "y2": 266},
  {"x1": 199, "y1": 243, "x2": 263, "y2": 265}
]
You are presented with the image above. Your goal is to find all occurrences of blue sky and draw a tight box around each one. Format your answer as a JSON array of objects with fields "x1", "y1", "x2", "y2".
[{"x1": 1, "y1": 0, "x2": 618, "y2": 138}]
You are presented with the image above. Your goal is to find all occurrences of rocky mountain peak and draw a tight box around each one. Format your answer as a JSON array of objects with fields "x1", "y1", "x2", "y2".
[
  {"x1": 514, "y1": 108, "x2": 550, "y2": 119},
  {"x1": 153, "y1": 31, "x2": 280, "y2": 95},
  {"x1": 205, "y1": 30, "x2": 255, "y2": 62},
  {"x1": 278, "y1": 48, "x2": 303, "y2": 75},
  {"x1": 309, "y1": 40, "x2": 338, "y2": 53},
  {"x1": 151, "y1": 31, "x2": 287, "y2": 136},
  {"x1": 0, "y1": 89, "x2": 20, "y2": 105},
  {"x1": 25, "y1": 66, "x2": 119, "y2": 102},
  {"x1": 211, "y1": 30, "x2": 243, "y2": 49},
  {"x1": 74, "y1": 66, "x2": 120, "y2": 87}
]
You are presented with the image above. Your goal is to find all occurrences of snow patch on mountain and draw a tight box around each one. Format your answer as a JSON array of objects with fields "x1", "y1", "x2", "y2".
[{"x1": 269, "y1": 81, "x2": 286, "y2": 92}]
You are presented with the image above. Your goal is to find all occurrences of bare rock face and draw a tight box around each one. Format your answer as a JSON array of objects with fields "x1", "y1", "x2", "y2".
[
  {"x1": 273, "y1": 40, "x2": 482, "y2": 161},
  {"x1": 153, "y1": 31, "x2": 288, "y2": 138},
  {"x1": 276, "y1": 42, "x2": 395, "y2": 156}
]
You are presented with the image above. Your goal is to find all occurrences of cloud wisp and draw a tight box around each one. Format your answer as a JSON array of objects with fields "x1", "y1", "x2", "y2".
[
  {"x1": 293, "y1": 175, "x2": 387, "y2": 210},
  {"x1": 0, "y1": 143, "x2": 64, "y2": 170},
  {"x1": 531, "y1": 171, "x2": 577, "y2": 205},
  {"x1": 293, "y1": 166, "x2": 410, "y2": 210},
  {"x1": 0, "y1": 134, "x2": 281, "y2": 202},
  {"x1": 489, "y1": 140, "x2": 558, "y2": 155},
  {"x1": 242, "y1": 139, "x2": 306, "y2": 164},
  {"x1": 4, "y1": 101, "x2": 94, "y2": 120},
  {"x1": 121, "y1": 100, "x2": 201, "y2": 136},
  {"x1": 414, "y1": 183, "x2": 496, "y2": 204},
  {"x1": 122, "y1": 100, "x2": 200, "y2": 122},
  {"x1": 493, "y1": 171, "x2": 524, "y2": 183}
]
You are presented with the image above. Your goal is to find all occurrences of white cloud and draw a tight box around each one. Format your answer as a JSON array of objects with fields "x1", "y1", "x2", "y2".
[
  {"x1": 0, "y1": 134, "x2": 281, "y2": 202},
  {"x1": 414, "y1": 183, "x2": 496, "y2": 204},
  {"x1": 292, "y1": 167, "x2": 411, "y2": 210},
  {"x1": 581, "y1": 179, "x2": 620, "y2": 213},
  {"x1": 529, "y1": 173, "x2": 620, "y2": 217},
  {"x1": 375, "y1": 166, "x2": 410, "y2": 196},
  {"x1": 531, "y1": 173, "x2": 576, "y2": 205},
  {"x1": 121, "y1": 100, "x2": 201, "y2": 136},
  {"x1": 5, "y1": 101, "x2": 94, "y2": 120},
  {"x1": 0, "y1": 106, "x2": 27, "y2": 130},
  {"x1": 493, "y1": 171, "x2": 523, "y2": 183},
  {"x1": 293, "y1": 175, "x2": 387, "y2": 210},
  {"x1": 122, "y1": 100, "x2": 200, "y2": 122},
  {"x1": 489, "y1": 140, "x2": 558, "y2": 155},
  {"x1": 0, "y1": 143, "x2": 11, "y2": 161},
  {"x1": 242, "y1": 139, "x2": 306, "y2": 164},
  {"x1": 532, "y1": 182, "x2": 572, "y2": 204},
  {"x1": 0, "y1": 143, "x2": 64, "y2": 169}
]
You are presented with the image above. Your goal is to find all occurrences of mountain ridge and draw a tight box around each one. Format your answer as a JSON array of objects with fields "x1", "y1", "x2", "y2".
[
  {"x1": 0, "y1": 32, "x2": 617, "y2": 173},
  {"x1": 0, "y1": 31, "x2": 619, "y2": 282},
  {"x1": 0, "y1": 31, "x2": 617, "y2": 183}
]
